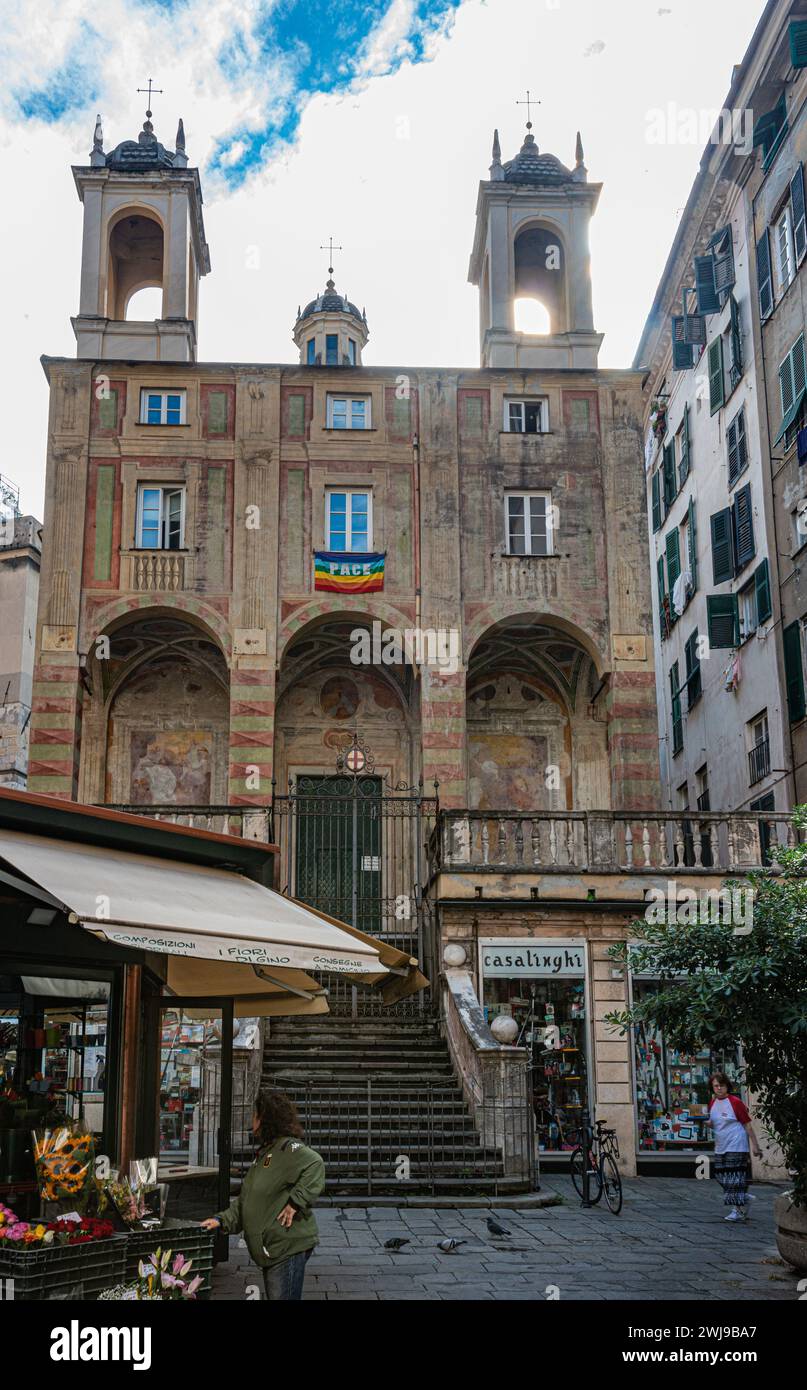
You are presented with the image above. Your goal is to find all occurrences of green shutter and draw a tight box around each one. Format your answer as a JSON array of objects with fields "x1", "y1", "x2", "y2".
[
  {"x1": 98, "y1": 388, "x2": 118, "y2": 431},
  {"x1": 756, "y1": 231, "x2": 773, "y2": 321},
  {"x1": 207, "y1": 390, "x2": 228, "y2": 435},
  {"x1": 679, "y1": 405, "x2": 691, "y2": 484},
  {"x1": 688, "y1": 495, "x2": 698, "y2": 594},
  {"x1": 712, "y1": 227, "x2": 735, "y2": 294},
  {"x1": 672, "y1": 319, "x2": 695, "y2": 371},
  {"x1": 288, "y1": 394, "x2": 306, "y2": 436},
  {"x1": 666, "y1": 528, "x2": 681, "y2": 592},
  {"x1": 670, "y1": 662, "x2": 683, "y2": 754},
  {"x1": 727, "y1": 408, "x2": 747, "y2": 487},
  {"x1": 755, "y1": 559, "x2": 772, "y2": 624},
  {"x1": 775, "y1": 335, "x2": 807, "y2": 443},
  {"x1": 657, "y1": 554, "x2": 667, "y2": 638},
  {"x1": 790, "y1": 19, "x2": 807, "y2": 68},
  {"x1": 684, "y1": 630, "x2": 701, "y2": 708},
  {"x1": 651, "y1": 471, "x2": 662, "y2": 532},
  {"x1": 708, "y1": 337, "x2": 724, "y2": 413},
  {"x1": 732, "y1": 482, "x2": 755, "y2": 572},
  {"x1": 662, "y1": 442, "x2": 677, "y2": 510},
  {"x1": 729, "y1": 296, "x2": 743, "y2": 388},
  {"x1": 710, "y1": 507, "x2": 734, "y2": 584},
  {"x1": 707, "y1": 594, "x2": 739, "y2": 649},
  {"x1": 791, "y1": 165, "x2": 807, "y2": 264},
  {"x1": 783, "y1": 621, "x2": 806, "y2": 722},
  {"x1": 694, "y1": 255, "x2": 720, "y2": 314}
]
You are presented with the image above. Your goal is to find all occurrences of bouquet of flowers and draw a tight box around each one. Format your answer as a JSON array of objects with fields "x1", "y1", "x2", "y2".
[
  {"x1": 98, "y1": 1247, "x2": 203, "y2": 1300},
  {"x1": 33, "y1": 1124, "x2": 95, "y2": 1205},
  {"x1": 0, "y1": 1203, "x2": 115, "y2": 1247}
]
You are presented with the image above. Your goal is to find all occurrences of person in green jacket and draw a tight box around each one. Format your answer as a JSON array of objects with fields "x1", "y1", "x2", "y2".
[{"x1": 202, "y1": 1089, "x2": 325, "y2": 1301}]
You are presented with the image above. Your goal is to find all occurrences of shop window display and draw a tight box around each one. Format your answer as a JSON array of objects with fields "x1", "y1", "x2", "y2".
[
  {"x1": 633, "y1": 980, "x2": 742, "y2": 1150},
  {"x1": 0, "y1": 978, "x2": 110, "y2": 1196},
  {"x1": 484, "y1": 977, "x2": 589, "y2": 1151}
]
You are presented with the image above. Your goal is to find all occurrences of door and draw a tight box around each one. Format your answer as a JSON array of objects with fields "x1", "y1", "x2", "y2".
[{"x1": 295, "y1": 775, "x2": 382, "y2": 933}]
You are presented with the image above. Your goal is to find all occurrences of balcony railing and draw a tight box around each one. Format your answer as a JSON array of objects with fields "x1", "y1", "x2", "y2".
[
  {"x1": 104, "y1": 803, "x2": 271, "y2": 842},
  {"x1": 432, "y1": 810, "x2": 801, "y2": 875},
  {"x1": 748, "y1": 739, "x2": 771, "y2": 786},
  {"x1": 120, "y1": 550, "x2": 189, "y2": 593}
]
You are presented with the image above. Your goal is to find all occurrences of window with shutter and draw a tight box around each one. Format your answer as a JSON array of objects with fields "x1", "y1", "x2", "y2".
[
  {"x1": 756, "y1": 231, "x2": 774, "y2": 320},
  {"x1": 728, "y1": 296, "x2": 743, "y2": 389},
  {"x1": 754, "y1": 559, "x2": 772, "y2": 624},
  {"x1": 710, "y1": 507, "x2": 734, "y2": 584},
  {"x1": 775, "y1": 335, "x2": 807, "y2": 446},
  {"x1": 775, "y1": 206, "x2": 795, "y2": 294},
  {"x1": 790, "y1": 19, "x2": 807, "y2": 68},
  {"x1": 685, "y1": 631, "x2": 702, "y2": 709},
  {"x1": 657, "y1": 554, "x2": 668, "y2": 639},
  {"x1": 662, "y1": 441, "x2": 677, "y2": 510},
  {"x1": 678, "y1": 405, "x2": 691, "y2": 484},
  {"x1": 670, "y1": 662, "x2": 683, "y2": 754},
  {"x1": 791, "y1": 165, "x2": 807, "y2": 265},
  {"x1": 732, "y1": 483, "x2": 755, "y2": 572},
  {"x1": 666, "y1": 528, "x2": 681, "y2": 593},
  {"x1": 672, "y1": 321, "x2": 695, "y2": 371},
  {"x1": 727, "y1": 407, "x2": 748, "y2": 488},
  {"x1": 707, "y1": 594, "x2": 739, "y2": 649},
  {"x1": 708, "y1": 338, "x2": 724, "y2": 413},
  {"x1": 783, "y1": 621, "x2": 806, "y2": 722},
  {"x1": 694, "y1": 254, "x2": 720, "y2": 315},
  {"x1": 712, "y1": 227, "x2": 735, "y2": 295},
  {"x1": 687, "y1": 495, "x2": 698, "y2": 594},
  {"x1": 651, "y1": 471, "x2": 662, "y2": 532}
]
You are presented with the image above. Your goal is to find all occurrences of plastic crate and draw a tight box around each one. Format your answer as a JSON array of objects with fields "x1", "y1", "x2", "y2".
[
  {"x1": 0, "y1": 1234, "x2": 128, "y2": 1301},
  {"x1": 123, "y1": 1220, "x2": 215, "y2": 1297}
]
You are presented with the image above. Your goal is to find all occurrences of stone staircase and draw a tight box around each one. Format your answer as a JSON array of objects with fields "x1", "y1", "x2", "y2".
[{"x1": 254, "y1": 1015, "x2": 524, "y2": 1196}]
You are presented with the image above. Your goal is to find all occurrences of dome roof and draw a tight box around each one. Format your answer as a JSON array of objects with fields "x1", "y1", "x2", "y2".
[
  {"x1": 297, "y1": 278, "x2": 365, "y2": 324},
  {"x1": 503, "y1": 132, "x2": 573, "y2": 185}
]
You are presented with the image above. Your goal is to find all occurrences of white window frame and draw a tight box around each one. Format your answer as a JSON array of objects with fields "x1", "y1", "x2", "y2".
[
  {"x1": 739, "y1": 581, "x2": 758, "y2": 639},
  {"x1": 139, "y1": 388, "x2": 187, "y2": 426},
  {"x1": 135, "y1": 484, "x2": 186, "y2": 550},
  {"x1": 748, "y1": 711, "x2": 769, "y2": 750},
  {"x1": 325, "y1": 488, "x2": 373, "y2": 551},
  {"x1": 775, "y1": 205, "x2": 795, "y2": 296},
  {"x1": 504, "y1": 397, "x2": 548, "y2": 434},
  {"x1": 504, "y1": 491, "x2": 553, "y2": 557},
  {"x1": 327, "y1": 395, "x2": 371, "y2": 430}
]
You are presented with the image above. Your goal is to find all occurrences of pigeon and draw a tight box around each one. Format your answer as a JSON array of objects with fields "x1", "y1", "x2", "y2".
[
  {"x1": 384, "y1": 1237, "x2": 410, "y2": 1250},
  {"x1": 437, "y1": 1238, "x2": 466, "y2": 1252},
  {"x1": 486, "y1": 1216, "x2": 511, "y2": 1237}
]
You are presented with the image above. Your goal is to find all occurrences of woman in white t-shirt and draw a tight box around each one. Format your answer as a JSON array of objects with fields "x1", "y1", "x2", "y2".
[{"x1": 708, "y1": 1072, "x2": 762, "y2": 1222}]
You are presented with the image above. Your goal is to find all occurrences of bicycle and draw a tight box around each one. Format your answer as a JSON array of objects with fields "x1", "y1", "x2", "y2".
[{"x1": 570, "y1": 1117, "x2": 623, "y2": 1214}]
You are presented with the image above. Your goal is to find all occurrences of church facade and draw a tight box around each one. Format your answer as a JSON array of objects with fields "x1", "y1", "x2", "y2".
[{"x1": 28, "y1": 109, "x2": 784, "y2": 1175}]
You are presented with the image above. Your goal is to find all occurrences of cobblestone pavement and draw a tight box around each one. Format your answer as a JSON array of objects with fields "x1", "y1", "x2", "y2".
[{"x1": 211, "y1": 1177, "x2": 800, "y2": 1301}]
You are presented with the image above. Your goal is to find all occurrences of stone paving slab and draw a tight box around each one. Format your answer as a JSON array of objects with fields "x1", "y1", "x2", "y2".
[{"x1": 211, "y1": 1177, "x2": 801, "y2": 1302}]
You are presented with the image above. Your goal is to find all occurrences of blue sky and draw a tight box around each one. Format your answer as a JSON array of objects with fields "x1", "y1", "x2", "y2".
[{"x1": 0, "y1": 0, "x2": 766, "y2": 515}]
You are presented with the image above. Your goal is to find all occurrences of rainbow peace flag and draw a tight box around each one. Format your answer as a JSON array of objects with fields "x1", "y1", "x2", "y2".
[{"x1": 314, "y1": 551, "x2": 385, "y2": 593}]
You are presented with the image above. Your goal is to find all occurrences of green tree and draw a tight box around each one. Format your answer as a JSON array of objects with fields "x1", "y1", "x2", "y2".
[{"x1": 607, "y1": 808, "x2": 807, "y2": 1204}]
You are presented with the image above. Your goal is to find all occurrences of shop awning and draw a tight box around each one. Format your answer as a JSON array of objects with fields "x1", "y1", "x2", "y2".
[
  {"x1": 0, "y1": 830, "x2": 385, "y2": 978},
  {"x1": 298, "y1": 905, "x2": 430, "y2": 1005},
  {"x1": 165, "y1": 958, "x2": 329, "y2": 1018}
]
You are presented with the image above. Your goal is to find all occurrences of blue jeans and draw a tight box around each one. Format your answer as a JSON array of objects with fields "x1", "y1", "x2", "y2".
[{"x1": 262, "y1": 1248, "x2": 312, "y2": 1301}]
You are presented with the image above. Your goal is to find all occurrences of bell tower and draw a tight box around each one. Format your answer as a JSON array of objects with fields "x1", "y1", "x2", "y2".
[
  {"x1": 468, "y1": 120, "x2": 603, "y2": 369},
  {"x1": 71, "y1": 105, "x2": 210, "y2": 362}
]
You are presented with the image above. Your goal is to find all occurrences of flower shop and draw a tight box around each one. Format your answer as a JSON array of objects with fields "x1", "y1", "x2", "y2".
[{"x1": 0, "y1": 787, "x2": 423, "y2": 1298}]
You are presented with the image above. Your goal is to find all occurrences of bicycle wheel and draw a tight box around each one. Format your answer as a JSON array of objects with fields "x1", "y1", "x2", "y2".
[
  {"x1": 601, "y1": 1153, "x2": 623, "y2": 1215},
  {"x1": 570, "y1": 1147, "x2": 603, "y2": 1203}
]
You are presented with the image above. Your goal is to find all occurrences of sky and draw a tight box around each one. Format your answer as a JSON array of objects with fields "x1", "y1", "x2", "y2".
[{"x1": 0, "y1": 0, "x2": 767, "y2": 517}]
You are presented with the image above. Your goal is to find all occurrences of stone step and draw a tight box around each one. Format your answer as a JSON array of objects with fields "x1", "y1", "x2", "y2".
[{"x1": 265, "y1": 1049, "x2": 449, "y2": 1064}]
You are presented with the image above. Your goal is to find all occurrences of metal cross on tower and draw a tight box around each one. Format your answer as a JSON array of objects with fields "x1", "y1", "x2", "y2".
[
  {"x1": 516, "y1": 89, "x2": 540, "y2": 130},
  {"x1": 137, "y1": 78, "x2": 163, "y2": 120},
  {"x1": 320, "y1": 236, "x2": 343, "y2": 277}
]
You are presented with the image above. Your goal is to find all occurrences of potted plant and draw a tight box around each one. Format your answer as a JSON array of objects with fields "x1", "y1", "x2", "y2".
[
  {"x1": 649, "y1": 398, "x2": 668, "y2": 441},
  {"x1": 606, "y1": 807, "x2": 807, "y2": 1269},
  {"x1": 99, "y1": 1246, "x2": 204, "y2": 1301}
]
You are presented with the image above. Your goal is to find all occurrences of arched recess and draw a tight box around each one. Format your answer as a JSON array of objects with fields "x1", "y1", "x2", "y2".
[
  {"x1": 464, "y1": 607, "x2": 607, "y2": 681},
  {"x1": 275, "y1": 613, "x2": 420, "y2": 791},
  {"x1": 513, "y1": 222, "x2": 567, "y2": 334},
  {"x1": 465, "y1": 616, "x2": 610, "y2": 812},
  {"x1": 86, "y1": 594, "x2": 233, "y2": 663},
  {"x1": 79, "y1": 610, "x2": 231, "y2": 807},
  {"x1": 105, "y1": 206, "x2": 165, "y2": 320},
  {"x1": 278, "y1": 597, "x2": 414, "y2": 666}
]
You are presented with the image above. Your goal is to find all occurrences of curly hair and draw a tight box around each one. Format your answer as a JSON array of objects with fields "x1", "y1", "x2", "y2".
[
  {"x1": 709, "y1": 1071, "x2": 731, "y2": 1090},
  {"x1": 254, "y1": 1089, "x2": 304, "y2": 1147}
]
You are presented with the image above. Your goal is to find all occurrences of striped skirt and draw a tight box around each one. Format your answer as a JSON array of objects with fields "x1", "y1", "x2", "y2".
[{"x1": 714, "y1": 1151, "x2": 751, "y2": 1206}]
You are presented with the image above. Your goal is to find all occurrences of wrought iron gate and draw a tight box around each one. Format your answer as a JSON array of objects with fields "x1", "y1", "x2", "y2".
[{"x1": 270, "y1": 757, "x2": 437, "y2": 1016}]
